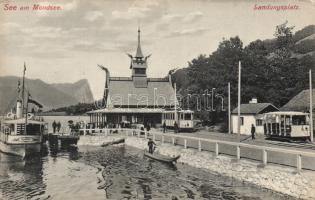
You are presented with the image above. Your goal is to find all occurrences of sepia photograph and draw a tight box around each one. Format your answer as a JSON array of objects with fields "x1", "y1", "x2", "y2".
[{"x1": 0, "y1": 0, "x2": 315, "y2": 199}]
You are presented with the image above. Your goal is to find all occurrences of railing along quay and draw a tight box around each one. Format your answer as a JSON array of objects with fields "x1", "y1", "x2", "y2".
[{"x1": 79, "y1": 128, "x2": 315, "y2": 171}]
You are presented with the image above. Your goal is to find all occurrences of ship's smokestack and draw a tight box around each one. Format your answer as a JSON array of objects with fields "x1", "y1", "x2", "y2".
[{"x1": 16, "y1": 99, "x2": 22, "y2": 118}]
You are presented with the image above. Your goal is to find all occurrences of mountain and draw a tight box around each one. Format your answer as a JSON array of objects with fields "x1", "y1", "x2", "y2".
[
  {"x1": 51, "y1": 79, "x2": 94, "y2": 103},
  {"x1": 0, "y1": 76, "x2": 94, "y2": 114}
]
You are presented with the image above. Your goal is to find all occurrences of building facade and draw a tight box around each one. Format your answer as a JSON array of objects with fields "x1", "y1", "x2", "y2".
[
  {"x1": 231, "y1": 99, "x2": 279, "y2": 135},
  {"x1": 88, "y1": 29, "x2": 177, "y2": 128}
]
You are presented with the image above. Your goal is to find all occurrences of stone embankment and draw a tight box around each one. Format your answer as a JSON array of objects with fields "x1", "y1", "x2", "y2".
[{"x1": 78, "y1": 135, "x2": 315, "y2": 200}]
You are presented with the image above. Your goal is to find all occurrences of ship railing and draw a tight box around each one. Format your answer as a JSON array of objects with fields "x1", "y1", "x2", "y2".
[{"x1": 78, "y1": 128, "x2": 315, "y2": 171}]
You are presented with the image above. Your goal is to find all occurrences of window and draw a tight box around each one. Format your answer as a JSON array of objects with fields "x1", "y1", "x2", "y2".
[
  {"x1": 256, "y1": 119, "x2": 263, "y2": 126},
  {"x1": 184, "y1": 113, "x2": 191, "y2": 120},
  {"x1": 240, "y1": 117, "x2": 244, "y2": 125},
  {"x1": 292, "y1": 115, "x2": 306, "y2": 125},
  {"x1": 134, "y1": 68, "x2": 146, "y2": 74}
]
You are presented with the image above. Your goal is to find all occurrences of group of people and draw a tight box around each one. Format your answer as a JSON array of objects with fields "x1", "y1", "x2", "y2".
[{"x1": 52, "y1": 121, "x2": 61, "y2": 133}]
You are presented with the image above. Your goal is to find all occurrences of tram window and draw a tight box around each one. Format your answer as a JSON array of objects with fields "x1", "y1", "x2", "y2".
[
  {"x1": 184, "y1": 113, "x2": 191, "y2": 120},
  {"x1": 292, "y1": 116, "x2": 306, "y2": 125},
  {"x1": 180, "y1": 114, "x2": 184, "y2": 120},
  {"x1": 256, "y1": 119, "x2": 263, "y2": 126}
]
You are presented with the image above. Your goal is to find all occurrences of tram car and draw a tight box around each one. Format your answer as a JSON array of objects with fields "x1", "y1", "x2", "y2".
[
  {"x1": 162, "y1": 110, "x2": 194, "y2": 132},
  {"x1": 264, "y1": 111, "x2": 310, "y2": 141}
]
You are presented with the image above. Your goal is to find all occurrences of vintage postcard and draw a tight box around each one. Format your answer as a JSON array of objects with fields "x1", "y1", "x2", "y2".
[{"x1": 0, "y1": 0, "x2": 315, "y2": 199}]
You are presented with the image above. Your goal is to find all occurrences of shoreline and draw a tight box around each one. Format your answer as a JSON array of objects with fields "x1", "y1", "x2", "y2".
[{"x1": 78, "y1": 135, "x2": 315, "y2": 199}]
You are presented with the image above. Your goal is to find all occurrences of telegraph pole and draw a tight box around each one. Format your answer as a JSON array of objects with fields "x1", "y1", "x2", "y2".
[
  {"x1": 310, "y1": 69, "x2": 313, "y2": 142},
  {"x1": 228, "y1": 82, "x2": 231, "y2": 134},
  {"x1": 237, "y1": 61, "x2": 241, "y2": 142},
  {"x1": 174, "y1": 83, "x2": 177, "y2": 123}
]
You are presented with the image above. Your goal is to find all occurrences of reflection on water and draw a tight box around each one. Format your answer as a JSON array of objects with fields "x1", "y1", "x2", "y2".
[
  {"x1": 0, "y1": 153, "x2": 46, "y2": 200},
  {"x1": 0, "y1": 144, "x2": 296, "y2": 200}
]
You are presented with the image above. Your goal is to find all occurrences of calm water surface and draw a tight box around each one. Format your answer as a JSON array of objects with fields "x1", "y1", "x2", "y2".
[{"x1": 0, "y1": 143, "x2": 296, "y2": 200}]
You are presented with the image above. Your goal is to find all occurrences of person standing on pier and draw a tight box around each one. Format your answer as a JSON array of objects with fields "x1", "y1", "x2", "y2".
[
  {"x1": 52, "y1": 121, "x2": 56, "y2": 133},
  {"x1": 56, "y1": 121, "x2": 61, "y2": 133},
  {"x1": 174, "y1": 121, "x2": 178, "y2": 133},
  {"x1": 146, "y1": 123, "x2": 151, "y2": 133},
  {"x1": 251, "y1": 124, "x2": 256, "y2": 140},
  {"x1": 163, "y1": 121, "x2": 166, "y2": 133}
]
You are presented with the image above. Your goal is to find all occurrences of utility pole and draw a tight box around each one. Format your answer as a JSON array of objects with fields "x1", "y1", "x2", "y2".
[
  {"x1": 237, "y1": 61, "x2": 241, "y2": 142},
  {"x1": 212, "y1": 88, "x2": 216, "y2": 111},
  {"x1": 310, "y1": 69, "x2": 313, "y2": 142},
  {"x1": 174, "y1": 83, "x2": 177, "y2": 123},
  {"x1": 228, "y1": 82, "x2": 231, "y2": 134}
]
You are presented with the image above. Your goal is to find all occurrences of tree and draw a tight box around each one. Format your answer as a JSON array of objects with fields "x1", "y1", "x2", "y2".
[{"x1": 273, "y1": 20, "x2": 295, "y2": 59}]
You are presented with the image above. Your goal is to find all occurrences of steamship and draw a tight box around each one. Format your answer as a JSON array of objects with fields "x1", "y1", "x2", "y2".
[{"x1": 0, "y1": 64, "x2": 47, "y2": 157}]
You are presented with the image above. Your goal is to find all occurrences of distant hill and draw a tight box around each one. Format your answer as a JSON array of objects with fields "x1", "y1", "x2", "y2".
[
  {"x1": 0, "y1": 76, "x2": 94, "y2": 114},
  {"x1": 51, "y1": 79, "x2": 94, "y2": 103},
  {"x1": 173, "y1": 24, "x2": 315, "y2": 95},
  {"x1": 170, "y1": 24, "x2": 315, "y2": 125}
]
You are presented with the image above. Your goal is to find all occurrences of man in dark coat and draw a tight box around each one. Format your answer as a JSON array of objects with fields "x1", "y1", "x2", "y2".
[
  {"x1": 146, "y1": 124, "x2": 151, "y2": 132},
  {"x1": 147, "y1": 138, "x2": 156, "y2": 154},
  {"x1": 251, "y1": 124, "x2": 256, "y2": 140},
  {"x1": 174, "y1": 121, "x2": 178, "y2": 133},
  {"x1": 163, "y1": 121, "x2": 166, "y2": 133},
  {"x1": 56, "y1": 121, "x2": 61, "y2": 133},
  {"x1": 52, "y1": 121, "x2": 56, "y2": 133}
]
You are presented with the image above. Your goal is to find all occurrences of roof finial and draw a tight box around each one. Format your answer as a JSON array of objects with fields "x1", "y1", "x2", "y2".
[{"x1": 135, "y1": 27, "x2": 144, "y2": 58}]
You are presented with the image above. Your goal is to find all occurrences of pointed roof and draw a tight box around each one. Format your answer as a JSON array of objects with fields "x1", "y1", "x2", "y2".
[{"x1": 135, "y1": 28, "x2": 144, "y2": 58}]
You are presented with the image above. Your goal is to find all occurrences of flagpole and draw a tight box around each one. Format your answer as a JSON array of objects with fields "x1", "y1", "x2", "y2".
[
  {"x1": 22, "y1": 62, "x2": 26, "y2": 117},
  {"x1": 24, "y1": 92, "x2": 28, "y2": 135}
]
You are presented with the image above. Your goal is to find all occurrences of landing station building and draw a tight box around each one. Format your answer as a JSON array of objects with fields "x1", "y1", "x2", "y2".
[{"x1": 87, "y1": 29, "x2": 178, "y2": 127}]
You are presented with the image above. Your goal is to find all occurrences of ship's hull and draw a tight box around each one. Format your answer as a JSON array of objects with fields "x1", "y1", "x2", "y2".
[{"x1": 0, "y1": 140, "x2": 41, "y2": 157}]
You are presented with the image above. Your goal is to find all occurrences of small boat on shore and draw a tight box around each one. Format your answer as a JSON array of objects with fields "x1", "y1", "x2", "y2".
[
  {"x1": 101, "y1": 138, "x2": 125, "y2": 147},
  {"x1": 144, "y1": 151, "x2": 180, "y2": 164}
]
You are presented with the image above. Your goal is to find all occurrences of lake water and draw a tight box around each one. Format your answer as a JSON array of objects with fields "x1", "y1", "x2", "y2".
[
  {"x1": 0, "y1": 145, "x2": 296, "y2": 200},
  {"x1": 0, "y1": 116, "x2": 297, "y2": 199}
]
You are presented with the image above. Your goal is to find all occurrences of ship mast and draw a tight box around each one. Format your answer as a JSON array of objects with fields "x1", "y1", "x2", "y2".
[
  {"x1": 22, "y1": 62, "x2": 26, "y2": 116},
  {"x1": 22, "y1": 62, "x2": 27, "y2": 135}
]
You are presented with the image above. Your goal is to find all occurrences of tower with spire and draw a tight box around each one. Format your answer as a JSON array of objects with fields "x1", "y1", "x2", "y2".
[{"x1": 129, "y1": 28, "x2": 150, "y2": 88}]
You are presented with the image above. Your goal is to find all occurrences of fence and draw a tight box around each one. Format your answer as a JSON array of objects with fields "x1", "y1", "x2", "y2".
[{"x1": 79, "y1": 128, "x2": 315, "y2": 171}]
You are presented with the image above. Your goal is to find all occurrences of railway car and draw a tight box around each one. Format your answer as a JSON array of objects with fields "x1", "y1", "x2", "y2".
[
  {"x1": 264, "y1": 111, "x2": 310, "y2": 141},
  {"x1": 162, "y1": 110, "x2": 194, "y2": 132}
]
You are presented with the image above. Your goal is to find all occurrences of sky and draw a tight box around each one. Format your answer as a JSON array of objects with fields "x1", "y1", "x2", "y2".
[{"x1": 0, "y1": 0, "x2": 314, "y2": 100}]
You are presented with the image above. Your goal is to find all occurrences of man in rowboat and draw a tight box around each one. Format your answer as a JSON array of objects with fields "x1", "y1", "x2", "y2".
[{"x1": 147, "y1": 138, "x2": 156, "y2": 154}]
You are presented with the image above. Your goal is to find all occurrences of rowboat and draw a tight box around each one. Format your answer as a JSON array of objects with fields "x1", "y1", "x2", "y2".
[
  {"x1": 144, "y1": 151, "x2": 180, "y2": 164},
  {"x1": 101, "y1": 138, "x2": 125, "y2": 147}
]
